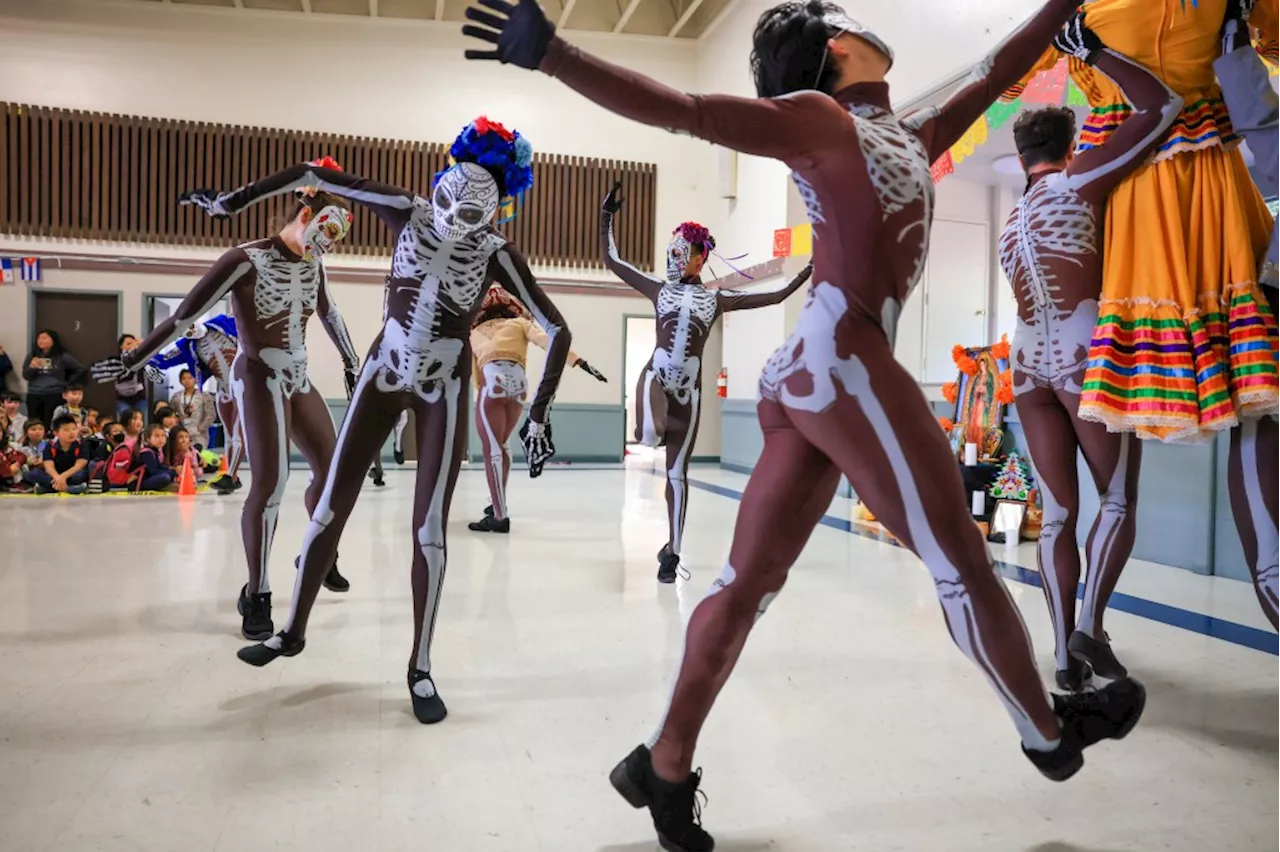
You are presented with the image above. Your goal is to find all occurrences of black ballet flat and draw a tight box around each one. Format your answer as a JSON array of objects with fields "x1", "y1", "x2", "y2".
[
  {"x1": 238, "y1": 631, "x2": 305, "y2": 667},
  {"x1": 468, "y1": 514, "x2": 510, "y2": 533},
  {"x1": 1068, "y1": 631, "x2": 1127, "y2": 680},
  {"x1": 408, "y1": 668, "x2": 448, "y2": 724}
]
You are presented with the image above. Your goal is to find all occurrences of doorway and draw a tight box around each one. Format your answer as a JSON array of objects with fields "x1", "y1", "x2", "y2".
[
  {"x1": 31, "y1": 290, "x2": 121, "y2": 417},
  {"x1": 623, "y1": 315, "x2": 656, "y2": 455}
]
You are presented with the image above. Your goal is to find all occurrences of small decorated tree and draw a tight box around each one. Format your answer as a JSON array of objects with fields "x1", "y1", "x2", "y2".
[{"x1": 989, "y1": 450, "x2": 1034, "y2": 502}]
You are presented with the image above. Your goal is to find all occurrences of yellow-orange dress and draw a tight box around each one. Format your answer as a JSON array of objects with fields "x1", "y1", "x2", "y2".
[{"x1": 1008, "y1": 0, "x2": 1278, "y2": 442}]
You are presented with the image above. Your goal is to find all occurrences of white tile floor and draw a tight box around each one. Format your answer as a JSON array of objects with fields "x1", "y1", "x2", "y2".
[{"x1": 0, "y1": 461, "x2": 1275, "y2": 852}]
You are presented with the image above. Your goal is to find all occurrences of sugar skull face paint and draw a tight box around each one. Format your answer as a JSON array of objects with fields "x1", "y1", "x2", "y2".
[
  {"x1": 302, "y1": 204, "x2": 353, "y2": 262},
  {"x1": 184, "y1": 322, "x2": 208, "y2": 341},
  {"x1": 433, "y1": 163, "x2": 500, "y2": 241},
  {"x1": 667, "y1": 222, "x2": 714, "y2": 284}
]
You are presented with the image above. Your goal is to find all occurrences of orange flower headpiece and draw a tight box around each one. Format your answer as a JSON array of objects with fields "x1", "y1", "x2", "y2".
[{"x1": 299, "y1": 156, "x2": 343, "y2": 199}]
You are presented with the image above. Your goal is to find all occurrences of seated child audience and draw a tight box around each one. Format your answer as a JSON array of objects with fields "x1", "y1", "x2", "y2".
[
  {"x1": 135, "y1": 423, "x2": 177, "y2": 492},
  {"x1": 51, "y1": 384, "x2": 87, "y2": 429},
  {"x1": 154, "y1": 406, "x2": 180, "y2": 435},
  {"x1": 119, "y1": 408, "x2": 145, "y2": 453},
  {"x1": 166, "y1": 426, "x2": 203, "y2": 481},
  {"x1": 2, "y1": 391, "x2": 25, "y2": 443},
  {"x1": 0, "y1": 427, "x2": 25, "y2": 490},
  {"x1": 26, "y1": 414, "x2": 90, "y2": 494},
  {"x1": 102, "y1": 422, "x2": 136, "y2": 491}
]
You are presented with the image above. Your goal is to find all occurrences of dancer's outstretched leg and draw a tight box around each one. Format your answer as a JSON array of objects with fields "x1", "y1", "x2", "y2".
[
  {"x1": 232, "y1": 355, "x2": 290, "y2": 640},
  {"x1": 1015, "y1": 386, "x2": 1087, "y2": 689},
  {"x1": 291, "y1": 385, "x2": 349, "y2": 592},
  {"x1": 1072, "y1": 403, "x2": 1141, "y2": 675},
  {"x1": 237, "y1": 362, "x2": 400, "y2": 664},
  {"x1": 471, "y1": 382, "x2": 521, "y2": 531},
  {"x1": 392, "y1": 409, "x2": 409, "y2": 465},
  {"x1": 633, "y1": 361, "x2": 667, "y2": 447},
  {"x1": 407, "y1": 377, "x2": 467, "y2": 723},
  {"x1": 1229, "y1": 417, "x2": 1279, "y2": 627},
  {"x1": 657, "y1": 392, "x2": 700, "y2": 583},
  {"x1": 215, "y1": 393, "x2": 245, "y2": 479}
]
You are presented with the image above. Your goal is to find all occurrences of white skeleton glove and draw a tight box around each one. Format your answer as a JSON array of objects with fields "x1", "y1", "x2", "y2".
[
  {"x1": 178, "y1": 189, "x2": 232, "y2": 219},
  {"x1": 1052, "y1": 11, "x2": 1103, "y2": 65},
  {"x1": 143, "y1": 365, "x2": 167, "y2": 385},
  {"x1": 519, "y1": 418, "x2": 555, "y2": 478},
  {"x1": 89, "y1": 356, "x2": 132, "y2": 384}
]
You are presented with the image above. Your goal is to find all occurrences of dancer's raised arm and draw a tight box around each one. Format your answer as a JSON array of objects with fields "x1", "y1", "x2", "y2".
[
  {"x1": 316, "y1": 265, "x2": 361, "y2": 384},
  {"x1": 903, "y1": 0, "x2": 1076, "y2": 161},
  {"x1": 719, "y1": 262, "x2": 813, "y2": 312},
  {"x1": 182, "y1": 162, "x2": 415, "y2": 232},
  {"x1": 600, "y1": 182, "x2": 662, "y2": 300}
]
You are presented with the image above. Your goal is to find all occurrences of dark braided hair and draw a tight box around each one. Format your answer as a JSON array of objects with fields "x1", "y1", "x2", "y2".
[{"x1": 750, "y1": 0, "x2": 842, "y2": 98}]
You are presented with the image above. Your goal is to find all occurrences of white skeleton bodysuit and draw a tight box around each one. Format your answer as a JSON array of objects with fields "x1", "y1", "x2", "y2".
[
  {"x1": 216, "y1": 162, "x2": 573, "y2": 716},
  {"x1": 540, "y1": 0, "x2": 1089, "y2": 772},
  {"x1": 600, "y1": 203, "x2": 811, "y2": 566},
  {"x1": 998, "y1": 47, "x2": 1181, "y2": 681},
  {"x1": 123, "y1": 233, "x2": 360, "y2": 603}
]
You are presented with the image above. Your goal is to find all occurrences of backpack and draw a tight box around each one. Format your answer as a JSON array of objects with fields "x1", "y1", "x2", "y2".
[{"x1": 105, "y1": 442, "x2": 138, "y2": 487}]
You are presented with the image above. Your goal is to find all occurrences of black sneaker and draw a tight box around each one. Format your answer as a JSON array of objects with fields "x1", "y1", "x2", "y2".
[
  {"x1": 212, "y1": 475, "x2": 241, "y2": 495},
  {"x1": 657, "y1": 547, "x2": 680, "y2": 584},
  {"x1": 238, "y1": 631, "x2": 305, "y2": 666},
  {"x1": 468, "y1": 514, "x2": 510, "y2": 533},
  {"x1": 239, "y1": 585, "x2": 273, "y2": 641},
  {"x1": 393, "y1": 447, "x2": 405, "y2": 466},
  {"x1": 609, "y1": 744, "x2": 714, "y2": 852},
  {"x1": 295, "y1": 555, "x2": 350, "y2": 593},
  {"x1": 1023, "y1": 677, "x2": 1147, "y2": 782},
  {"x1": 1068, "y1": 631, "x2": 1127, "y2": 680},
  {"x1": 408, "y1": 668, "x2": 448, "y2": 724},
  {"x1": 1055, "y1": 656, "x2": 1093, "y2": 693}
]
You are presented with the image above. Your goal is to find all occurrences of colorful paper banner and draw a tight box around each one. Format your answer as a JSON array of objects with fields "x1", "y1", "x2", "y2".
[
  {"x1": 772, "y1": 228, "x2": 792, "y2": 258},
  {"x1": 790, "y1": 223, "x2": 812, "y2": 256},
  {"x1": 1066, "y1": 79, "x2": 1089, "y2": 107},
  {"x1": 984, "y1": 100, "x2": 1021, "y2": 131},
  {"x1": 930, "y1": 151, "x2": 955, "y2": 184},
  {"x1": 949, "y1": 117, "x2": 989, "y2": 165},
  {"x1": 1021, "y1": 58, "x2": 1069, "y2": 105}
]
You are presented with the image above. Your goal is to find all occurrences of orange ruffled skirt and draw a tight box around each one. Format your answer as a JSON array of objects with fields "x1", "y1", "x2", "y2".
[{"x1": 1010, "y1": 0, "x2": 1279, "y2": 442}]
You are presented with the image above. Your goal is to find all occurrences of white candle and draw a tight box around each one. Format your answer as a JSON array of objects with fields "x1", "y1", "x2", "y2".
[
  {"x1": 971, "y1": 490, "x2": 985, "y2": 516},
  {"x1": 964, "y1": 442, "x2": 978, "y2": 466}
]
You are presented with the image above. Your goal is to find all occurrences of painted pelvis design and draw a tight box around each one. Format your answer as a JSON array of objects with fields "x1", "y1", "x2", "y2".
[
  {"x1": 652, "y1": 347, "x2": 700, "y2": 406},
  {"x1": 1012, "y1": 298, "x2": 1098, "y2": 395},
  {"x1": 483, "y1": 360, "x2": 528, "y2": 400},
  {"x1": 257, "y1": 346, "x2": 311, "y2": 397},
  {"x1": 759, "y1": 281, "x2": 857, "y2": 413},
  {"x1": 373, "y1": 320, "x2": 464, "y2": 402}
]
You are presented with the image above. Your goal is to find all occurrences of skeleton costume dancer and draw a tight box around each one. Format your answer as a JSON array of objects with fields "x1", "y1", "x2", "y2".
[
  {"x1": 468, "y1": 283, "x2": 606, "y2": 533},
  {"x1": 1001, "y1": 17, "x2": 1182, "y2": 689},
  {"x1": 96, "y1": 186, "x2": 359, "y2": 640},
  {"x1": 465, "y1": 2, "x2": 1148, "y2": 847},
  {"x1": 602, "y1": 188, "x2": 812, "y2": 582},
  {"x1": 223, "y1": 118, "x2": 573, "y2": 724},
  {"x1": 144, "y1": 315, "x2": 247, "y2": 493},
  {"x1": 1217, "y1": 0, "x2": 1280, "y2": 626}
]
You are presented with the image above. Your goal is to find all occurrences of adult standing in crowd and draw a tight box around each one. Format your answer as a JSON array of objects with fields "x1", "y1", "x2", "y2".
[
  {"x1": 170, "y1": 368, "x2": 216, "y2": 448},
  {"x1": 22, "y1": 330, "x2": 84, "y2": 425},
  {"x1": 0, "y1": 341, "x2": 13, "y2": 387},
  {"x1": 114, "y1": 335, "x2": 149, "y2": 418}
]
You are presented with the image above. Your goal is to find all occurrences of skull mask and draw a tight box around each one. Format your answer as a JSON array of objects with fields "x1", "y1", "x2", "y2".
[
  {"x1": 184, "y1": 322, "x2": 208, "y2": 341},
  {"x1": 301, "y1": 204, "x2": 353, "y2": 262},
  {"x1": 667, "y1": 231, "x2": 709, "y2": 285},
  {"x1": 433, "y1": 162, "x2": 500, "y2": 241}
]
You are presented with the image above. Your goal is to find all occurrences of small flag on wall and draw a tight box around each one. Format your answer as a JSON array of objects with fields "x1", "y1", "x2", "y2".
[
  {"x1": 21, "y1": 257, "x2": 41, "y2": 282},
  {"x1": 930, "y1": 151, "x2": 955, "y2": 184},
  {"x1": 0, "y1": 259, "x2": 13, "y2": 284},
  {"x1": 772, "y1": 228, "x2": 792, "y2": 258},
  {"x1": 1021, "y1": 59, "x2": 1069, "y2": 105},
  {"x1": 790, "y1": 223, "x2": 813, "y2": 256}
]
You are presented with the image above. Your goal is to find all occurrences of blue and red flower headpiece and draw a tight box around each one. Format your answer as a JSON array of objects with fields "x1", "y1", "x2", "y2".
[{"x1": 438, "y1": 116, "x2": 534, "y2": 223}]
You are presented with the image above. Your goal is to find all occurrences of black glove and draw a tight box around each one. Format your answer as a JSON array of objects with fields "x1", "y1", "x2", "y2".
[
  {"x1": 89, "y1": 356, "x2": 130, "y2": 384},
  {"x1": 1052, "y1": 11, "x2": 1103, "y2": 65},
  {"x1": 519, "y1": 417, "x2": 555, "y2": 478},
  {"x1": 178, "y1": 189, "x2": 230, "y2": 219},
  {"x1": 463, "y1": 0, "x2": 555, "y2": 70},
  {"x1": 603, "y1": 181, "x2": 625, "y2": 215},
  {"x1": 342, "y1": 368, "x2": 359, "y2": 400},
  {"x1": 577, "y1": 360, "x2": 608, "y2": 383}
]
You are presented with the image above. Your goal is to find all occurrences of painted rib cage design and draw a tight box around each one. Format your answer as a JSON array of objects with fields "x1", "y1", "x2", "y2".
[
  {"x1": 999, "y1": 176, "x2": 1098, "y2": 394},
  {"x1": 244, "y1": 246, "x2": 320, "y2": 354},
  {"x1": 376, "y1": 204, "x2": 507, "y2": 402},
  {"x1": 654, "y1": 284, "x2": 719, "y2": 405},
  {"x1": 858, "y1": 106, "x2": 933, "y2": 307}
]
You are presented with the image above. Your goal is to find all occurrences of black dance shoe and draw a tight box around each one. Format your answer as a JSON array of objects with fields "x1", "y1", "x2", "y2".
[
  {"x1": 610, "y1": 744, "x2": 715, "y2": 852},
  {"x1": 1054, "y1": 656, "x2": 1093, "y2": 693},
  {"x1": 408, "y1": 668, "x2": 448, "y2": 724},
  {"x1": 483, "y1": 504, "x2": 495, "y2": 517},
  {"x1": 294, "y1": 555, "x2": 350, "y2": 593},
  {"x1": 212, "y1": 475, "x2": 241, "y2": 495},
  {"x1": 238, "y1": 585, "x2": 273, "y2": 641},
  {"x1": 1068, "y1": 631, "x2": 1127, "y2": 680},
  {"x1": 468, "y1": 514, "x2": 510, "y2": 533},
  {"x1": 393, "y1": 447, "x2": 405, "y2": 465},
  {"x1": 238, "y1": 631, "x2": 305, "y2": 666},
  {"x1": 657, "y1": 547, "x2": 680, "y2": 584},
  {"x1": 1023, "y1": 677, "x2": 1147, "y2": 782}
]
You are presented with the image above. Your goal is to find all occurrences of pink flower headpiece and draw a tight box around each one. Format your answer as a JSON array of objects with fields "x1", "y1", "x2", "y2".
[{"x1": 673, "y1": 221, "x2": 715, "y2": 251}]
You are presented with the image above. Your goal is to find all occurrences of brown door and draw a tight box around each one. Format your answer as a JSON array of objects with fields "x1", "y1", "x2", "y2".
[{"x1": 32, "y1": 291, "x2": 120, "y2": 418}]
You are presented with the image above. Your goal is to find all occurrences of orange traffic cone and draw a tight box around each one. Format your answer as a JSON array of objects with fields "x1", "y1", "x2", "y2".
[
  {"x1": 218, "y1": 453, "x2": 228, "y2": 475},
  {"x1": 178, "y1": 457, "x2": 197, "y2": 497}
]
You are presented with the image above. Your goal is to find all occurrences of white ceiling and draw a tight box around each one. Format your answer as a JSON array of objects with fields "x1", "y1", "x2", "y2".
[{"x1": 103, "y1": 0, "x2": 736, "y2": 38}]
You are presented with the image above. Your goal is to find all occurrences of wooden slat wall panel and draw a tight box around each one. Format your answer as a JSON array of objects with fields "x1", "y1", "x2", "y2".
[{"x1": 0, "y1": 102, "x2": 657, "y2": 271}]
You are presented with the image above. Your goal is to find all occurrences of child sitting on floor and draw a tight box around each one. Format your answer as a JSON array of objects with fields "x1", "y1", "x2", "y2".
[
  {"x1": 50, "y1": 384, "x2": 87, "y2": 431},
  {"x1": 135, "y1": 423, "x2": 177, "y2": 492},
  {"x1": 0, "y1": 427, "x2": 25, "y2": 491},
  {"x1": 166, "y1": 426, "x2": 202, "y2": 482},
  {"x1": 26, "y1": 414, "x2": 90, "y2": 495}
]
